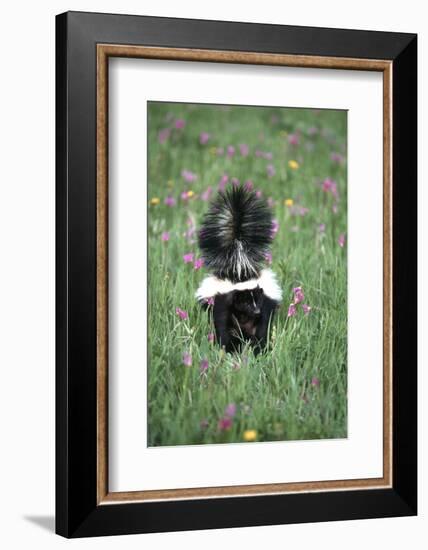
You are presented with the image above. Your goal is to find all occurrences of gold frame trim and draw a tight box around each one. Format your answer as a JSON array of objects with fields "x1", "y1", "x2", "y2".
[{"x1": 96, "y1": 44, "x2": 393, "y2": 504}]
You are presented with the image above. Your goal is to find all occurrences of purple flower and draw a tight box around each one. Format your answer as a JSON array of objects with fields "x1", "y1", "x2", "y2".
[
  {"x1": 164, "y1": 196, "x2": 176, "y2": 207},
  {"x1": 302, "y1": 304, "x2": 312, "y2": 315},
  {"x1": 194, "y1": 258, "x2": 204, "y2": 270},
  {"x1": 201, "y1": 186, "x2": 213, "y2": 201},
  {"x1": 311, "y1": 376, "x2": 320, "y2": 387},
  {"x1": 200, "y1": 359, "x2": 209, "y2": 373},
  {"x1": 256, "y1": 190, "x2": 263, "y2": 199},
  {"x1": 181, "y1": 169, "x2": 197, "y2": 183},
  {"x1": 183, "y1": 252, "x2": 194, "y2": 264},
  {"x1": 231, "y1": 177, "x2": 240, "y2": 187},
  {"x1": 239, "y1": 143, "x2": 249, "y2": 157},
  {"x1": 206, "y1": 297, "x2": 215, "y2": 306},
  {"x1": 218, "y1": 174, "x2": 229, "y2": 191},
  {"x1": 271, "y1": 219, "x2": 279, "y2": 237},
  {"x1": 267, "y1": 197, "x2": 276, "y2": 208},
  {"x1": 199, "y1": 132, "x2": 210, "y2": 145},
  {"x1": 224, "y1": 403, "x2": 237, "y2": 418},
  {"x1": 244, "y1": 180, "x2": 254, "y2": 192},
  {"x1": 176, "y1": 307, "x2": 188, "y2": 320},
  {"x1": 288, "y1": 133, "x2": 300, "y2": 146},
  {"x1": 174, "y1": 118, "x2": 186, "y2": 129},
  {"x1": 322, "y1": 178, "x2": 338, "y2": 198},
  {"x1": 182, "y1": 351, "x2": 192, "y2": 366},
  {"x1": 338, "y1": 233, "x2": 346, "y2": 248},
  {"x1": 265, "y1": 252, "x2": 273, "y2": 265},
  {"x1": 207, "y1": 332, "x2": 215, "y2": 343},
  {"x1": 158, "y1": 128, "x2": 170, "y2": 144},
  {"x1": 288, "y1": 304, "x2": 297, "y2": 317},
  {"x1": 218, "y1": 417, "x2": 233, "y2": 431},
  {"x1": 227, "y1": 145, "x2": 235, "y2": 157},
  {"x1": 331, "y1": 152, "x2": 344, "y2": 164},
  {"x1": 161, "y1": 232, "x2": 170, "y2": 242},
  {"x1": 293, "y1": 287, "x2": 305, "y2": 304},
  {"x1": 318, "y1": 223, "x2": 326, "y2": 233},
  {"x1": 266, "y1": 163, "x2": 276, "y2": 178}
]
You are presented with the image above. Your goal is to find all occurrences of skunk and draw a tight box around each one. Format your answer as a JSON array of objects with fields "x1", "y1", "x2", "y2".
[{"x1": 195, "y1": 185, "x2": 282, "y2": 354}]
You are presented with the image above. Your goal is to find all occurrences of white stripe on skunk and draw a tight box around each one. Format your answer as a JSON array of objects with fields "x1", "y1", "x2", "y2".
[{"x1": 195, "y1": 268, "x2": 282, "y2": 303}]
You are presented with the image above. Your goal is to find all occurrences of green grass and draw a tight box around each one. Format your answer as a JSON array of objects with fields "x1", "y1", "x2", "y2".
[{"x1": 147, "y1": 102, "x2": 347, "y2": 446}]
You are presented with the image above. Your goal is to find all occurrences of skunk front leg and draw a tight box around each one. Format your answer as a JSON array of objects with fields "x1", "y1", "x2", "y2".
[
  {"x1": 254, "y1": 296, "x2": 278, "y2": 353},
  {"x1": 213, "y1": 292, "x2": 234, "y2": 352}
]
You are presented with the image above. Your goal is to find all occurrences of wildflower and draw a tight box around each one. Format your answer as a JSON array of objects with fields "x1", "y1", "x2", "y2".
[
  {"x1": 338, "y1": 233, "x2": 346, "y2": 248},
  {"x1": 288, "y1": 159, "x2": 299, "y2": 170},
  {"x1": 183, "y1": 253, "x2": 194, "y2": 264},
  {"x1": 332, "y1": 203, "x2": 339, "y2": 214},
  {"x1": 176, "y1": 307, "x2": 188, "y2": 320},
  {"x1": 150, "y1": 197, "x2": 160, "y2": 206},
  {"x1": 243, "y1": 430, "x2": 257, "y2": 442},
  {"x1": 201, "y1": 186, "x2": 213, "y2": 201},
  {"x1": 200, "y1": 358, "x2": 209, "y2": 373},
  {"x1": 217, "y1": 147, "x2": 224, "y2": 156},
  {"x1": 265, "y1": 252, "x2": 272, "y2": 265},
  {"x1": 167, "y1": 179, "x2": 174, "y2": 188},
  {"x1": 227, "y1": 145, "x2": 235, "y2": 157},
  {"x1": 174, "y1": 118, "x2": 185, "y2": 129},
  {"x1": 158, "y1": 128, "x2": 170, "y2": 144},
  {"x1": 302, "y1": 304, "x2": 312, "y2": 315},
  {"x1": 271, "y1": 219, "x2": 279, "y2": 237},
  {"x1": 231, "y1": 177, "x2": 240, "y2": 187},
  {"x1": 161, "y1": 232, "x2": 170, "y2": 242},
  {"x1": 218, "y1": 417, "x2": 233, "y2": 431},
  {"x1": 267, "y1": 197, "x2": 275, "y2": 208},
  {"x1": 206, "y1": 297, "x2": 214, "y2": 306},
  {"x1": 288, "y1": 304, "x2": 297, "y2": 317},
  {"x1": 322, "y1": 178, "x2": 338, "y2": 198},
  {"x1": 239, "y1": 143, "x2": 249, "y2": 157},
  {"x1": 331, "y1": 152, "x2": 343, "y2": 164},
  {"x1": 209, "y1": 146, "x2": 218, "y2": 156},
  {"x1": 224, "y1": 403, "x2": 237, "y2": 418},
  {"x1": 244, "y1": 180, "x2": 254, "y2": 192},
  {"x1": 182, "y1": 351, "x2": 192, "y2": 366},
  {"x1": 288, "y1": 133, "x2": 300, "y2": 146},
  {"x1": 207, "y1": 332, "x2": 215, "y2": 343},
  {"x1": 218, "y1": 174, "x2": 229, "y2": 191},
  {"x1": 181, "y1": 169, "x2": 197, "y2": 183},
  {"x1": 199, "y1": 132, "x2": 210, "y2": 145},
  {"x1": 194, "y1": 258, "x2": 204, "y2": 270},
  {"x1": 164, "y1": 196, "x2": 176, "y2": 207},
  {"x1": 311, "y1": 377, "x2": 320, "y2": 387},
  {"x1": 318, "y1": 223, "x2": 326, "y2": 233},
  {"x1": 307, "y1": 126, "x2": 318, "y2": 136},
  {"x1": 267, "y1": 163, "x2": 276, "y2": 178},
  {"x1": 293, "y1": 287, "x2": 305, "y2": 304},
  {"x1": 284, "y1": 198, "x2": 294, "y2": 207},
  {"x1": 256, "y1": 190, "x2": 263, "y2": 199},
  {"x1": 181, "y1": 190, "x2": 195, "y2": 201}
]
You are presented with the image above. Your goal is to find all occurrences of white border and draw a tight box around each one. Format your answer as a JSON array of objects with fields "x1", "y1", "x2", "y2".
[{"x1": 108, "y1": 58, "x2": 383, "y2": 492}]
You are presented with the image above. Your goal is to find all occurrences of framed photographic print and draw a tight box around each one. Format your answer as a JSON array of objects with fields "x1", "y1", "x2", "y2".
[{"x1": 56, "y1": 11, "x2": 417, "y2": 538}]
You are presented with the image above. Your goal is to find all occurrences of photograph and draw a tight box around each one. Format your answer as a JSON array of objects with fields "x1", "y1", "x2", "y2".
[{"x1": 147, "y1": 101, "x2": 348, "y2": 447}]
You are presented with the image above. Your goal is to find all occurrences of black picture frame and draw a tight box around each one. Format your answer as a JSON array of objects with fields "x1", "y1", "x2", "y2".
[{"x1": 56, "y1": 10, "x2": 417, "y2": 538}]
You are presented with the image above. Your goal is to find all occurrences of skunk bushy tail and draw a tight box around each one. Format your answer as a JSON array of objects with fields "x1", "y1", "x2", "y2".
[{"x1": 198, "y1": 185, "x2": 273, "y2": 283}]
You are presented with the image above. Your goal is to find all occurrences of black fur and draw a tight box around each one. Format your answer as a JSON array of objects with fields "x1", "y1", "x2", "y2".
[
  {"x1": 198, "y1": 186, "x2": 273, "y2": 283},
  {"x1": 212, "y1": 288, "x2": 277, "y2": 355}
]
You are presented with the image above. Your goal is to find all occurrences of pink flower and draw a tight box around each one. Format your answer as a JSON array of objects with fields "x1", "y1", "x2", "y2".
[
  {"x1": 183, "y1": 252, "x2": 194, "y2": 264},
  {"x1": 244, "y1": 180, "x2": 254, "y2": 192},
  {"x1": 225, "y1": 403, "x2": 237, "y2": 418},
  {"x1": 311, "y1": 377, "x2": 320, "y2": 387},
  {"x1": 288, "y1": 133, "x2": 300, "y2": 146},
  {"x1": 176, "y1": 307, "x2": 188, "y2": 320},
  {"x1": 161, "y1": 232, "x2": 170, "y2": 242},
  {"x1": 207, "y1": 332, "x2": 215, "y2": 343},
  {"x1": 199, "y1": 132, "x2": 210, "y2": 145},
  {"x1": 194, "y1": 258, "x2": 204, "y2": 270},
  {"x1": 200, "y1": 359, "x2": 209, "y2": 373},
  {"x1": 239, "y1": 143, "x2": 249, "y2": 157},
  {"x1": 267, "y1": 197, "x2": 276, "y2": 208},
  {"x1": 182, "y1": 351, "x2": 192, "y2": 366},
  {"x1": 227, "y1": 145, "x2": 235, "y2": 157},
  {"x1": 201, "y1": 186, "x2": 213, "y2": 201},
  {"x1": 267, "y1": 163, "x2": 276, "y2": 178},
  {"x1": 331, "y1": 152, "x2": 343, "y2": 164},
  {"x1": 322, "y1": 178, "x2": 338, "y2": 198},
  {"x1": 218, "y1": 417, "x2": 233, "y2": 431},
  {"x1": 164, "y1": 196, "x2": 176, "y2": 207},
  {"x1": 302, "y1": 304, "x2": 312, "y2": 315},
  {"x1": 271, "y1": 219, "x2": 279, "y2": 237},
  {"x1": 293, "y1": 287, "x2": 305, "y2": 304},
  {"x1": 218, "y1": 174, "x2": 229, "y2": 191},
  {"x1": 265, "y1": 252, "x2": 272, "y2": 265},
  {"x1": 288, "y1": 304, "x2": 297, "y2": 317},
  {"x1": 181, "y1": 169, "x2": 197, "y2": 183},
  {"x1": 256, "y1": 190, "x2": 263, "y2": 199},
  {"x1": 174, "y1": 118, "x2": 186, "y2": 129},
  {"x1": 158, "y1": 128, "x2": 170, "y2": 144},
  {"x1": 231, "y1": 177, "x2": 240, "y2": 187},
  {"x1": 338, "y1": 233, "x2": 346, "y2": 248},
  {"x1": 206, "y1": 297, "x2": 214, "y2": 306},
  {"x1": 332, "y1": 203, "x2": 339, "y2": 214},
  {"x1": 318, "y1": 223, "x2": 326, "y2": 233}
]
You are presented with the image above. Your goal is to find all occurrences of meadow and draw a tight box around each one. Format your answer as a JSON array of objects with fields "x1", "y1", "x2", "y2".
[{"x1": 147, "y1": 102, "x2": 347, "y2": 446}]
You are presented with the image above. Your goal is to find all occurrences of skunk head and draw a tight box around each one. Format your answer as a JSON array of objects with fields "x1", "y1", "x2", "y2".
[{"x1": 198, "y1": 186, "x2": 273, "y2": 283}]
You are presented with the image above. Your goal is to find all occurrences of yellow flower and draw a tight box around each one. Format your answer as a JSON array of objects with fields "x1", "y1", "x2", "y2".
[
  {"x1": 243, "y1": 430, "x2": 257, "y2": 442},
  {"x1": 167, "y1": 179, "x2": 174, "y2": 188},
  {"x1": 288, "y1": 160, "x2": 299, "y2": 170},
  {"x1": 209, "y1": 146, "x2": 218, "y2": 156},
  {"x1": 284, "y1": 198, "x2": 294, "y2": 207},
  {"x1": 150, "y1": 197, "x2": 160, "y2": 205},
  {"x1": 187, "y1": 190, "x2": 195, "y2": 198}
]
